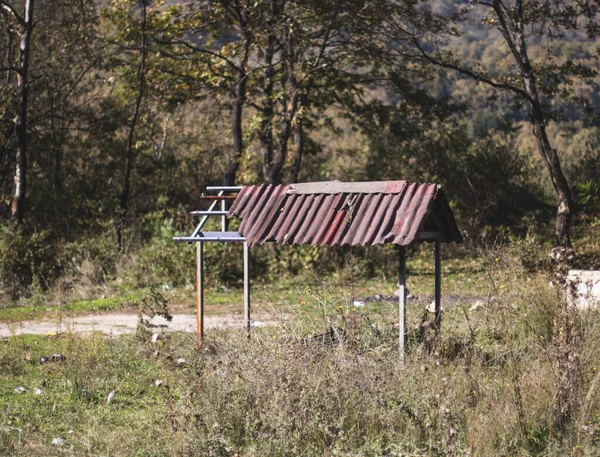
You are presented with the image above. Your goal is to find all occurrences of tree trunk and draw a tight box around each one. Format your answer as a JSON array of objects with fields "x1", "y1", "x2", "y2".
[
  {"x1": 118, "y1": 0, "x2": 147, "y2": 251},
  {"x1": 5, "y1": 27, "x2": 13, "y2": 84},
  {"x1": 510, "y1": 17, "x2": 573, "y2": 247},
  {"x1": 268, "y1": 18, "x2": 298, "y2": 185},
  {"x1": 490, "y1": 0, "x2": 574, "y2": 247},
  {"x1": 10, "y1": 0, "x2": 34, "y2": 225},
  {"x1": 223, "y1": 72, "x2": 245, "y2": 186},
  {"x1": 530, "y1": 103, "x2": 573, "y2": 247},
  {"x1": 289, "y1": 118, "x2": 303, "y2": 184},
  {"x1": 260, "y1": 32, "x2": 275, "y2": 182},
  {"x1": 223, "y1": 40, "x2": 249, "y2": 186}
]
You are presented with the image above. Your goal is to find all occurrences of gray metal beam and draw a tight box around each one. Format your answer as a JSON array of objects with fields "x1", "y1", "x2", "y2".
[
  {"x1": 206, "y1": 186, "x2": 242, "y2": 192},
  {"x1": 196, "y1": 242, "x2": 204, "y2": 349},
  {"x1": 399, "y1": 246, "x2": 407, "y2": 362},
  {"x1": 173, "y1": 233, "x2": 245, "y2": 243},
  {"x1": 190, "y1": 210, "x2": 229, "y2": 216},
  {"x1": 435, "y1": 237, "x2": 441, "y2": 332},
  {"x1": 244, "y1": 241, "x2": 251, "y2": 337}
]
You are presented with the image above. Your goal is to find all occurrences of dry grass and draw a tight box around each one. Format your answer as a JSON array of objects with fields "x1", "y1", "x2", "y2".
[{"x1": 2, "y1": 247, "x2": 600, "y2": 456}]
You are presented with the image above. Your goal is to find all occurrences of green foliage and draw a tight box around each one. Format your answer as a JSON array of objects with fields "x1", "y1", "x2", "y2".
[
  {"x1": 576, "y1": 180, "x2": 600, "y2": 214},
  {"x1": 0, "y1": 226, "x2": 63, "y2": 299}
]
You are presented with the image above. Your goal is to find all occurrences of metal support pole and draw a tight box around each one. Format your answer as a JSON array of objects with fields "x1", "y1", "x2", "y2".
[
  {"x1": 399, "y1": 246, "x2": 407, "y2": 362},
  {"x1": 196, "y1": 242, "x2": 204, "y2": 350},
  {"x1": 243, "y1": 241, "x2": 251, "y2": 337},
  {"x1": 221, "y1": 198, "x2": 226, "y2": 232},
  {"x1": 434, "y1": 237, "x2": 441, "y2": 333}
]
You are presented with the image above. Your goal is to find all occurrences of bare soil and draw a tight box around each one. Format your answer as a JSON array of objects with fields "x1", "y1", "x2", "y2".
[{"x1": 0, "y1": 312, "x2": 273, "y2": 338}]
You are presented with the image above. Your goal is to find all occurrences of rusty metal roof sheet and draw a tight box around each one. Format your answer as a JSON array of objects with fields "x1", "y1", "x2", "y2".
[{"x1": 227, "y1": 181, "x2": 462, "y2": 247}]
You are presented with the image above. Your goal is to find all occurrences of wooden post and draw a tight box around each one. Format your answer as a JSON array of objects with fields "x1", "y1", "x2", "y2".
[
  {"x1": 399, "y1": 245, "x2": 407, "y2": 361},
  {"x1": 243, "y1": 241, "x2": 251, "y2": 337},
  {"x1": 196, "y1": 242, "x2": 204, "y2": 349},
  {"x1": 434, "y1": 237, "x2": 441, "y2": 333}
]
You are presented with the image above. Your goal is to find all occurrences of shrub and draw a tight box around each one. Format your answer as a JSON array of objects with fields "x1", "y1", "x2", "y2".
[{"x1": 0, "y1": 225, "x2": 63, "y2": 299}]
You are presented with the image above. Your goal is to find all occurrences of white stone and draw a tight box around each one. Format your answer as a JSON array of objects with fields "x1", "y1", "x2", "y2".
[{"x1": 568, "y1": 270, "x2": 600, "y2": 309}]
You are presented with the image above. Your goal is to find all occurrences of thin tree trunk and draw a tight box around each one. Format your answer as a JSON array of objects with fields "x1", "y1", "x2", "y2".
[
  {"x1": 260, "y1": 32, "x2": 275, "y2": 182},
  {"x1": 118, "y1": 0, "x2": 147, "y2": 251},
  {"x1": 268, "y1": 18, "x2": 298, "y2": 185},
  {"x1": 289, "y1": 118, "x2": 303, "y2": 184},
  {"x1": 504, "y1": 4, "x2": 573, "y2": 247},
  {"x1": 5, "y1": 28, "x2": 13, "y2": 84},
  {"x1": 10, "y1": 0, "x2": 34, "y2": 225},
  {"x1": 530, "y1": 101, "x2": 573, "y2": 246},
  {"x1": 223, "y1": 41, "x2": 249, "y2": 186}
]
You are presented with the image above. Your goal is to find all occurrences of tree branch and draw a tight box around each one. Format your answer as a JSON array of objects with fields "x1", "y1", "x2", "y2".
[
  {"x1": 411, "y1": 38, "x2": 533, "y2": 101},
  {"x1": 0, "y1": 1, "x2": 23, "y2": 26}
]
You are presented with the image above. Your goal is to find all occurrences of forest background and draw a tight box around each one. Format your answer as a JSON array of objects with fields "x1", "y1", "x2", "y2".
[{"x1": 1, "y1": 0, "x2": 600, "y2": 300}]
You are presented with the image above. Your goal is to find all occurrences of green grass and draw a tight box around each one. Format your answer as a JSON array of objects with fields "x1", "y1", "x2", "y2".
[
  {"x1": 0, "y1": 295, "x2": 140, "y2": 322},
  {"x1": 2, "y1": 265, "x2": 600, "y2": 456}
]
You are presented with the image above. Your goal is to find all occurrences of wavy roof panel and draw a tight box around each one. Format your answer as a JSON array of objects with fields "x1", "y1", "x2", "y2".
[{"x1": 227, "y1": 181, "x2": 462, "y2": 247}]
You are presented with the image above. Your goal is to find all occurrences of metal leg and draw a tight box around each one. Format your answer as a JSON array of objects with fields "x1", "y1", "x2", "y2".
[
  {"x1": 399, "y1": 246, "x2": 407, "y2": 361},
  {"x1": 435, "y1": 237, "x2": 441, "y2": 333},
  {"x1": 221, "y1": 198, "x2": 226, "y2": 232},
  {"x1": 243, "y1": 241, "x2": 251, "y2": 337},
  {"x1": 196, "y1": 242, "x2": 204, "y2": 350}
]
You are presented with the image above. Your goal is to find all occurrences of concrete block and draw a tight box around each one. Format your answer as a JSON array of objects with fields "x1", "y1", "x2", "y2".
[{"x1": 568, "y1": 270, "x2": 600, "y2": 309}]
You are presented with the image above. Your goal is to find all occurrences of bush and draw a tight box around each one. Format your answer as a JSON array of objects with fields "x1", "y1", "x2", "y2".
[{"x1": 0, "y1": 225, "x2": 63, "y2": 299}]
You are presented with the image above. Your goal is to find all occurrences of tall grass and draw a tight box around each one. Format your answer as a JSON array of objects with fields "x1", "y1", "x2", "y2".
[{"x1": 2, "y1": 247, "x2": 600, "y2": 456}]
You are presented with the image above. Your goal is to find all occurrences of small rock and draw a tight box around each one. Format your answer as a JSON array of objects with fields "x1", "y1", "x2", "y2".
[
  {"x1": 155, "y1": 379, "x2": 163, "y2": 387},
  {"x1": 68, "y1": 430, "x2": 74, "y2": 434},
  {"x1": 427, "y1": 302, "x2": 444, "y2": 313},
  {"x1": 176, "y1": 358, "x2": 186, "y2": 366},
  {"x1": 14, "y1": 386, "x2": 27, "y2": 394},
  {"x1": 51, "y1": 437, "x2": 64, "y2": 446},
  {"x1": 469, "y1": 300, "x2": 484, "y2": 312},
  {"x1": 34, "y1": 388, "x2": 43, "y2": 395}
]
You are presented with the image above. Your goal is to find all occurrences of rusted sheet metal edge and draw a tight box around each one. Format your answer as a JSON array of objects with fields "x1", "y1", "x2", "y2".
[{"x1": 287, "y1": 180, "x2": 413, "y2": 195}]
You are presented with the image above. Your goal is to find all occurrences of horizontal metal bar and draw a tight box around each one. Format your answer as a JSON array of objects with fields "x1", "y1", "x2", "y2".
[
  {"x1": 206, "y1": 186, "x2": 242, "y2": 192},
  {"x1": 190, "y1": 210, "x2": 228, "y2": 216},
  {"x1": 191, "y1": 196, "x2": 221, "y2": 237},
  {"x1": 173, "y1": 236, "x2": 246, "y2": 243},
  {"x1": 198, "y1": 195, "x2": 238, "y2": 200},
  {"x1": 199, "y1": 231, "x2": 243, "y2": 238}
]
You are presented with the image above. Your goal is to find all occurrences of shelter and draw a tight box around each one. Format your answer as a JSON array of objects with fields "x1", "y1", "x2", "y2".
[{"x1": 174, "y1": 180, "x2": 462, "y2": 359}]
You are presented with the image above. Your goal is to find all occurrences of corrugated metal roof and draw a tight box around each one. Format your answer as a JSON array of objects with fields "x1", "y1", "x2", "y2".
[{"x1": 227, "y1": 181, "x2": 462, "y2": 247}]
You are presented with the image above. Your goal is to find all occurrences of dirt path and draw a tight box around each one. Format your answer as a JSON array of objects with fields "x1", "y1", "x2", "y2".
[{"x1": 0, "y1": 313, "x2": 271, "y2": 338}]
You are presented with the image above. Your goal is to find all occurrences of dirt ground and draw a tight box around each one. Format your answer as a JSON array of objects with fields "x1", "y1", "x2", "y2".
[{"x1": 0, "y1": 313, "x2": 272, "y2": 338}]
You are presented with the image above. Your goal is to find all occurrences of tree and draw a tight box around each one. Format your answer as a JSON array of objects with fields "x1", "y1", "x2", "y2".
[
  {"x1": 160, "y1": 0, "x2": 383, "y2": 185},
  {"x1": 254, "y1": 0, "x2": 380, "y2": 185},
  {"x1": 149, "y1": 0, "x2": 253, "y2": 187},
  {"x1": 119, "y1": 0, "x2": 148, "y2": 251},
  {"x1": 389, "y1": 0, "x2": 598, "y2": 246},
  {"x1": 1, "y1": 0, "x2": 34, "y2": 225}
]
